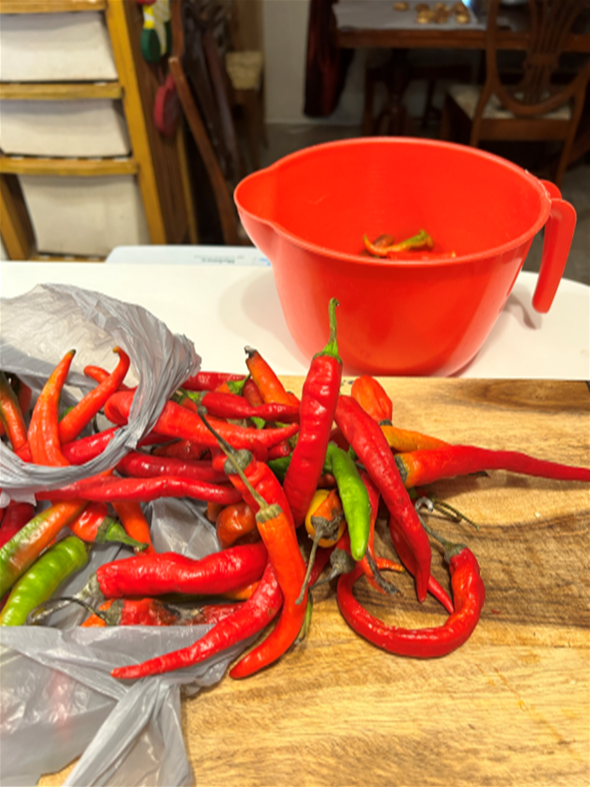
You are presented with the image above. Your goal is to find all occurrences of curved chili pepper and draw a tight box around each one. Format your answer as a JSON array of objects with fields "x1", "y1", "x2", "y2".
[
  {"x1": 112, "y1": 500, "x2": 156, "y2": 554},
  {"x1": 80, "y1": 597, "x2": 244, "y2": 627},
  {"x1": 35, "y1": 474, "x2": 243, "y2": 506},
  {"x1": 182, "y1": 371, "x2": 246, "y2": 392},
  {"x1": 0, "y1": 535, "x2": 90, "y2": 626},
  {"x1": 363, "y1": 230, "x2": 434, "y2": 257},
  {"x1": 84, "y1": 364, "x2": 132, "y2": 391},
  {"x1": 335, "y1": 395, "x2": 432, "y2": 603},
  {"x1": 0, "y1": 499, "x2": 88, "y2": 598},
  {"x1": 181, "y1": 390, "x2": 300, "y2": 424},
  {"x1": 27, "y1": 349, "x2": 76, "y2": 467},
  {"x1": 283, "y1": 298, "x2": 342, "y2": 527},
  {"x1": 104, "y1": 391, "x2": 299, "y2": 451},
  {"x1": 111, "y1": 557, "x2": 283, "y2": 679},
  {"x1": 350, "y1": 375, "x2": 393, "y2": 424},
  {"x1": 337, "y1": 532, "x2": 484, "y2": 658},
  {"x1": 0, "y1": 371, "x2": 29, "y2": 453},
  {"x1": 95, "y1": 540, "x2": 268, "y2": 599},
  {"x1": 116, "y1": 450, "x2": 227, "y2": 484},
  {"x1": 69, "y1": 501, "x2": 147, "y2": 550},
  {"x1": 58, "y1": 348, "x2": 130, "y2": 444},
  {"x1": 324, "y1": 441, "x2": 370, "y2": 561},
  {"x1": 395, "y1": 445, "x2": 590, "y2": 487},
  {"x1": 216, "y1": 501, "x2": 258, "y2": 549},
  {"x1": 244, "y1": 347, "x2": 299, "y2": 407},
  {"x1": 0, "y1": 502, "x2": 36, "y2": 550}
]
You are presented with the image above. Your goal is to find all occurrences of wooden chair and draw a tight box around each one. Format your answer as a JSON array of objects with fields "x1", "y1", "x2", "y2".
[
  {"x1": 169, "y1": 0, "x2": 251, "y2": 245},
  {"x1": 440, "y1": 0, "x2": 590, "y2": 188}
]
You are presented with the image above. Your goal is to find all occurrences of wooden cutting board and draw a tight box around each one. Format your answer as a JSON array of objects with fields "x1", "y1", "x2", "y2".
[{"x1": 39, "y1": 378, "x2": 590, "y2": 787}]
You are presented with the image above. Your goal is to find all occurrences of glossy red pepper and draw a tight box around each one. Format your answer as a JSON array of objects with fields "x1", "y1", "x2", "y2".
[
  {"x1": 182, "y1": 371, "x2": 246, "y2": 392},
  {"x1": 283, "y1": 298, "x2": 342, "y2": 527},
  {"x1": 116, "y1": 450, "x2": 227, "y2": 484},
  {"x1": 337, "y1": 534, "x2": 485, "y2": 658},
  {"x1": 35, "y1": 474, "x2": 243, "y2": 506},
  {"x1": 216, "y1": 501, "x2": 258, "y2": 549},
  {"x1": 68, "y1": 500, "x2": 147, "y2": 550},
  {"x1": 104, "y1": 390, "x2": 299, "y2": 451},
  {"x1": 0, "y1": 502, "x2": 35, "y2": 551},
  {"x1": 95, "y1": 540, "x2": 268, "y2": 599},
  {"x1": 184, "y1": 390, "x2": 300, "y2": 424},
  {"x1": 395, "y1": 445, "x2": 590, "y2": 487},
  {"x1": 335, "y1": 395, "x2": 432, "y2": 603}
]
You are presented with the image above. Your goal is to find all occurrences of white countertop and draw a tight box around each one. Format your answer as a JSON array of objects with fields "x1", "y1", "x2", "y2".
[{"x1": 1, "y1": 246, "x2": 589, "y2": 380}]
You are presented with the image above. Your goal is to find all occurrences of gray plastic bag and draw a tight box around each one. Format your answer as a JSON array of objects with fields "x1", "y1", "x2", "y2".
[{"x1": 0, "y1": 284, "x2": 254, "y2": 786}]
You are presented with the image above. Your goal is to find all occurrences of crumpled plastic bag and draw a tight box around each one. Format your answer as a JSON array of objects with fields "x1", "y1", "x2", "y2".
[{"x1": 0, "y1": 284, "x2": 254, "y2": 786}]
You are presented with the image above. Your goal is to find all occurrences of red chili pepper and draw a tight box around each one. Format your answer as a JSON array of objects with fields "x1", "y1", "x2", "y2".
[
  {"x1": 351, "y1": 375, "x2": 393, "y2": 424},
  {"x1": 0, "y1": 372, "x2": 29, "y2": 453},
  {"x1": 182, "y1": 390, "x2": 300, "y2": 424},
  {"x1": 95, "y1": 539, "x2": 268, "y2": 599},
  {"x1": 81, "y1": 597, "x2": 244, "y2": 627},
  {"x1": 151, "y1": 439, "x2": 210, "y2": 461},
  {"x1": 84, "y1": 364, "x2": 132, "y2": 391},
  {"x1": 104, "y1": 391, "x2": 298, "y2": 451},
  {"x1": 244, "y1": 347, "x2": 299, "y2": 407},
  {"x1": 216, "y1": 501, "x2": 258, "y2": 549},
  {"x1": 111, "y1": 500, "x2": 156, "y2": 554},
  {"x1": 335, "y1": 395, "x2": 432, "y2": 603},
  {"x1": 283, "y1": 298, "x2": 342, "y2": 527},
  {"x1": 395, "y1": 445, "x2": 590, "y2": 487},
  {"x1": 116, "y1": 450, "x2": 227, "y2": 484},
  {"x1": 110, "y1": 558, "x2": 283, "y2": 679},
  {"x1": 0, "y1": 502, "x2": 36, "y2": 550},
  {"x1": 68, "y1": 501, "x2": 147, "y2": 550},
  {"x1": 182, "y1": 371, "x2": 246, "y2": 392},
  {"x1": 337, "y1": 531, "x2": 484, "y2": 658},
  {"x1": 27, "y1": 349, "x2": 76, "y2": 467},
  {"x1": 58, "y1": 348, "x2": 130, "y2": 444},
  {"x1": 35, "y1": 474, "x2": 243, "y2": 506},
  {"x1": 242, "y1": 377, "x2": 265, "y2": 407}
]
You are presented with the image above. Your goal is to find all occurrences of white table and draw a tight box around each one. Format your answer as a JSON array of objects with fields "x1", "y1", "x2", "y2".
[{"x1": 1, "y1": 246, "x2": 589, "y2": 379}]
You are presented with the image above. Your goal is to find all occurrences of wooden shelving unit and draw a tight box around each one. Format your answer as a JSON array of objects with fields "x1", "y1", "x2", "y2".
[{"x1": 0, "y1": 0, "x2": 197, "y2": 261}]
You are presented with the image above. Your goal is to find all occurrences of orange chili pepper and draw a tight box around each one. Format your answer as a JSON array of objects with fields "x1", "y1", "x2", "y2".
[
  {"x1": 245, "y1": 347, "x2": 299, "y2": 407},
  {"x1": 112, "y1": 500, "x2": 156, "y2": 554},
  {"x1": 216, "y1": 501, "x2": 258, "y2": 549},
  {"x1": 27, "y1": 349, "x2": 76, "y2": 467},
  {"x1": 0, "y1": 371, "x2": 29, "y2": 453}
]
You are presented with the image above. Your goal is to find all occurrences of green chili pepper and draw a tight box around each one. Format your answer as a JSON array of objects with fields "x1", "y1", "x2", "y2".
[
  {"x1": 0, "y1": 535, "x2": 90, "y2": 626},
  {"x1": 324, "y1": 442, "x2": 371, "y2": 561}
]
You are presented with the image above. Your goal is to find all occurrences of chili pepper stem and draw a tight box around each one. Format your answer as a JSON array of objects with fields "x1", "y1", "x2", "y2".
[
  {"x1": 312, "y1": 548, "x2": 356, "y2": 588},
  {"x1": 25, "y1": 573, "x2": 103, "y2": 625},
  {"x1": 314, "y1": 297, "x2": 340, "y2": 362},
  {"x1": 27, "y1": 595, "x2": 110, "y2": 626},
  {"x1": 296, "y1": 513, "x2": 343, "y2": 605},
  {"x1": 364, "y1": 552, "x2": 401, "y2": 596},
  {"x1": 415, "y1": 505, "x2": 467, "y2": 562},
  {"x1": 198, "y1": 407, "x2": 268, "y2": 511}
]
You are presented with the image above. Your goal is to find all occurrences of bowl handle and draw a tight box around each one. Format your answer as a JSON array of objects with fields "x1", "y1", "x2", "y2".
[{"x1": 532, "y1": 180, "x2": 577, "y2": 314}]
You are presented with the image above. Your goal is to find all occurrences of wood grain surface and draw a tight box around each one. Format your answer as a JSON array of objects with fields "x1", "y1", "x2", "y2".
[{"x1": 38, "y1": 378, "x2": 590, "y2": 787}]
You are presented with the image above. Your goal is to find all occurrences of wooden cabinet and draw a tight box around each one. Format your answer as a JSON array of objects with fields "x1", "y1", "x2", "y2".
[{"x1": 0, "y1": 0, "x2": 196, "y2": 260}]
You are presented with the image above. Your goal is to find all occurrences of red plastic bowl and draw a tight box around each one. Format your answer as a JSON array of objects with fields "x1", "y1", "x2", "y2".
[{"x1": 234, "y1": 138, "x2": 576, "y2": 376}]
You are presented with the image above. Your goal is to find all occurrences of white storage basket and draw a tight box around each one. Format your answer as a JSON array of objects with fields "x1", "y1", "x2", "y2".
[
  {"x1": 0, "y1": 13, "x2": 118, "y2": 82},
  {"x1": 0, "y1": 100, "x2": 131, "y2": 158},
  {"x1": 19, "y1": 174, "x2": 151, "y2": 257}
]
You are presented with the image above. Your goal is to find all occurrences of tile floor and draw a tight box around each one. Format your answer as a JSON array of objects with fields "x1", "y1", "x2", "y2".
[{"x1": 257, "y1": 123, "x2": 590, "y2": 286}]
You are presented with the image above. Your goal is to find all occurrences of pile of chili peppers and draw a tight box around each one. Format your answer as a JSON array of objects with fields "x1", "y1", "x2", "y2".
[{"x1": 1, "y1": 298, "x2": 589, "y2": 682}]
